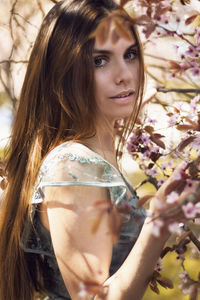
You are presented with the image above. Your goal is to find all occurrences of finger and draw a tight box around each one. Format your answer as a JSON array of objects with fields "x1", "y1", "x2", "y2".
[
  {"x1": 177, "y1": 181, "x2": 200, "y2": 205},
  {"x1": 157, "y1": 162, "x2": 188, "y2": 196}
]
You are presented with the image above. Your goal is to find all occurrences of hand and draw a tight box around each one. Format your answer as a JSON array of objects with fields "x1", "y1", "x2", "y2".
[{"x1": 149, "y1": 163, "x2": 200, "y2": 221}]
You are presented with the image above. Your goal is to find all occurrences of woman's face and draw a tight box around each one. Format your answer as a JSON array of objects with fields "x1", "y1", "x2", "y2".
[{"x1": 93, "y1": 23, "x2": 140, "y2": 125}]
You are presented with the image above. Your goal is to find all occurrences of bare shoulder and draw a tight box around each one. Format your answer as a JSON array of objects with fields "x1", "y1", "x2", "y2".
[{"x1": 39, "y1": 143, "x2": 114, "y2": 299}]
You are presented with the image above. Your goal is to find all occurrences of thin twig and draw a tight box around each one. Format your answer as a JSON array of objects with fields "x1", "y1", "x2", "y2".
[
  {"x1": 149, "y1": 185, "x2": 200, "y2": 223},
  {"x1": 9, "y1": 0, "x2": 18, "y2": 40},
  {"x1": 0, "y1": 71, "x2": 17, "y2": 109},
  {"x1": 0, "y1": 60, "x2": 28, "y2": 65},
  {"x1": 12, "y1": 12, "x2": 38, "y2": 29},
  {"x1": 145, "y1": 53, "x2": 171, "y2": 62},
  {"x1": 183, "y1": 225, "x2": 200, "y2": 251},
  {"x1": 157, "y1": 87, "x2": 200, "y2": 94},
  {"x1": 157, "y1": 25, "x2": 196, "y2": 48},
  {"x1": 36, "y1": 0, "x2": 45, "y2": 18},
  {"x1": 145, "y1": 69, "x2": 165, "y2": 86},
  {"x1": 135, "y1": 176, "x2": 159, "y2": 190}
]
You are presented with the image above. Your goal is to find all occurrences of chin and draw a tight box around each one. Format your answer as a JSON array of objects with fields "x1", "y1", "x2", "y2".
[{"x1": 113, "y1": 108, "x2": 134, "y2": 120}]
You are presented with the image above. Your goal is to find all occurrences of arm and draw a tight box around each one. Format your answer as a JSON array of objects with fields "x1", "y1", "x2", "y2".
[
  {"x1": 41, "y1": 157, "x2": 195, "y2": 300},
  {"x1": 42, "y1": 182, "x2": 169, "y2": 300},
  {"x1": 43, "y1": 184, "x2": 113, "y2": 299},
  {"x1": 96, "y1": 218, "x2": 170, "y2": 300}
]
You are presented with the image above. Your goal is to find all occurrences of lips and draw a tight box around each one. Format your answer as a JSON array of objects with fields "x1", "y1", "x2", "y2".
[
  {"x1": 109, "y1": 89, "x2": 135, "y2": 103},
  {"x1": 110, "y1": 89, "x2": 135, "y2": 99}
]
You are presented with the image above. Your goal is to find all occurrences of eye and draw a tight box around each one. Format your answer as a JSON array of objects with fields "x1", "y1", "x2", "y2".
[
  {"x1": 93, "y1": 56, "x2": 107, "y2": 68},
  {"x1": 125, "y1": 49, "x2": 138, "y2": 61}
]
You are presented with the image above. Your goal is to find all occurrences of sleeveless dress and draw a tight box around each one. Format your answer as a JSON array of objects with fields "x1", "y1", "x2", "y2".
[{"x1": 21, "y1": 142, "x2": 145, "y2": 300}]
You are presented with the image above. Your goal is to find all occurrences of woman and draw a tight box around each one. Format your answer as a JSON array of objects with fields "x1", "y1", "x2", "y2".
[{"x1": 0, "y1": 0, "x2": 196, "y2": 299}]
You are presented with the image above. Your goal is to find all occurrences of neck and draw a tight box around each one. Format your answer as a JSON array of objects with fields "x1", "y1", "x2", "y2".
[{"x1": 84, "y1": 121, "x2": 118, "y2": 168}]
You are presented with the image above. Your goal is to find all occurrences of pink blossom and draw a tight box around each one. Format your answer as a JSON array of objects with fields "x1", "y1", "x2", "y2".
[
  {"x1": 128, "y1": 136, "x2": 137, "y2": 144},
  {"x1": 173, "y1": 44, "x2": 179, "y2": 53},
  {"x1": 141, "y1": 134, "x2": 150, "y2": 145},
  {"x1": 182, "y1": 202, "x2": 197, "y2": 219},
  {"x1": 168, "y1": 113, "x2": 179, "y2": 126},
  {"x1": 192, "y1": 134, "x2": 200, "y2": 149},
  {"x1": 182, "y1": 149, "x2": 190, "y2": 160},
  {"x1": 196, "y1": 43, "x2": 200, "y2": 51},
  {"x1": 78, "y1": 283, "x2": 88, "y2": 298},
  {"x1": 167, "y1": 160, "x2": 173, "y2": 167},
  {"x1": 143, "y1": 149, "x2": 151, "y2": 158},
  {"x1": 191, "y1": 95, "x2": 199, "y2": 105},
  {"x1": 189, "y1": 95, "x2": 199, "y2": 116},
  {"x1": 159, "y1": 14, "x2": 169, "y2": 25},
  {"x1": 189, "y1": 60, "x2": 199, "y2": 68},
  {"x1": 127, "y1": 142, "x2": 137, "y2": 153},
  {"x1": 194, "y1": 218, "x2": 200, "y2": 225},
  {"x1": 157, "y1": 177, "x2": 165, "y2": 186},
  {"x1": 185, "y1": 179, "x2": 198, "y2": 192},
  {"x1": 147, "y1": 117, "x2": 157, "y2": 125},
  {"x1": 152, "y1": 219, "x2": 164, "y2": 237},
  {"x1": 185, "y1": 46, "x2": 199, "y2": 58},
  {"x1": 191, "y1": 67, "x2": 200, "y2": 76},
  {"x1": 166, "y1": 191, "x2": 179, "y2": 204},
  {"x1": 192, "y1": 66, "x2": 200, "y2": 76},
  {"x1": 146, "y1": 210, "x2": 154, "y2": 218},
  {"x1": 195, "y1": 202, "x2": 200, "y2": 214},
  {"x1": 127, "y1": 134, "x2": 138, "y2": 152},
  {"x1": 180, "y1": 62, "x2": 190, "y2": 70},
  {"x1": 155, "y1": 257, "x2": 163, "y2": 271},
  {"x1": 195, "y1": 27, "x2": 200, "y2": 44},
  {"x1": 181, "y1": 285, "x2": 194, "y2": 295},
  {"x1": 148, "y1": 167, "x2": 158, "y2": 177},
  {"x1": 179, "y1": 271, "x2": 189, "y2": 283},
  {"x1": 174, "y1": 171, "x2": 182, "y2": 180},
  {"x1": 174, "y1": 163, "x2": 187, "y2": 180},
  {"x1": 152, "y1": 146, "x2": 160, "y2": 153},
  {"x1": 168, "y1": 222, "x2": 182, "y2": 235},
  {"x1": 160, "y1": 163, "x2": 167, "y2": 171}
]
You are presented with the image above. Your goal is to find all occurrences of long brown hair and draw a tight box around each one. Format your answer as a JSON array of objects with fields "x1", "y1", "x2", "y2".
[{"x1": 0, "y1": 0, "x2": 144, "y2": 299}]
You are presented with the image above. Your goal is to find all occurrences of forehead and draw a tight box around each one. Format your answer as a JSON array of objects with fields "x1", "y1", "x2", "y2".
[{"x1": 93, "y1": 20, "x2": 137, "y2": 51}]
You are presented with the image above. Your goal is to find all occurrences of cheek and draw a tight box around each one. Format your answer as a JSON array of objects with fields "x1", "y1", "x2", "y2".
[{"x1": 94, "y1": 71, "x2": 108, "y2": 100}]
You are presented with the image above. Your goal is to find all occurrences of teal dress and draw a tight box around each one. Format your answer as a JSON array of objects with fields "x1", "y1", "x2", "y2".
[{"x1": 21, "y1": 142, "x2": 145, "y2": 300}]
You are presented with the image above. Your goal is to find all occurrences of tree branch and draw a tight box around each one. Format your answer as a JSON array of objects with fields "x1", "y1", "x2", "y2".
[
  {"x1": 183, "y1": 225, "x2": 200, "y2": 252},
  {"x1": 157, "y1": 25, "x2": 196, "y2": 48},
  {"x1": 0, "y1": 60, "x2": 28, "y2": 65},
  {"x1": 157, "y1": 87, "x2": 200, "y2": 94}
]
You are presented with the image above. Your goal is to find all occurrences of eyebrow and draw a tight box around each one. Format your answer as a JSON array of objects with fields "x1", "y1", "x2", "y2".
[{"x1": 93, "y1": 43, "x2": 138, "y2": 55}]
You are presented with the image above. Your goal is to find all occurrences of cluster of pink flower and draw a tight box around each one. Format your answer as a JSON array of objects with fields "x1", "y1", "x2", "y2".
[
  {"x1": 127, "y1": 96, "x2": 200, "y2": 226},
  {"x1": 126, "y1": 0, "x2": 200, "y2": 297},
  {"x1": 133, "y1": 0, "x2": 200, "y2": 78},
  {"x1": 178, "y1": 270, "x2": 200, "y2": 297},
  {"x1": 172, "y1": 26, "x2": 200, "y2": 77},
  {"x1": 127, "y1": 117, "x2": 166, "y2": 177},
  {"x1": 126, "y1": 78, "x2": 200, "y2": 298}
]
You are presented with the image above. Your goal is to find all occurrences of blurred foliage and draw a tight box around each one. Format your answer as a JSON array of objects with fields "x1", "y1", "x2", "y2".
[
  {"x1": 143, "y1": 251, "x2": 200, "y2": 300},
  {"x1": 0, "y1": 92, "x2": 10, "y2": 107},
  {"x1": 128, "y1": 162, "x2": 200, "y2": 299}
]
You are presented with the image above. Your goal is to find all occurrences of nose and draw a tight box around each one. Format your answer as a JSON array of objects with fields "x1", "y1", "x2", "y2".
[{"x1": 114, "y1": 60, "x2": 133, "y2": 85}]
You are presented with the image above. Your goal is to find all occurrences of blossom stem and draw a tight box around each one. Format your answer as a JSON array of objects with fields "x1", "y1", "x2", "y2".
[
  {"x1": 157, "y1": 25, "x2": 196, "y2": 47},
  {"x1": 157, "y1": 87, "x2": 200, "y2": 94},
  {"x1": 183, "y1": 225, "x2": 200, "y2": 251}
]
